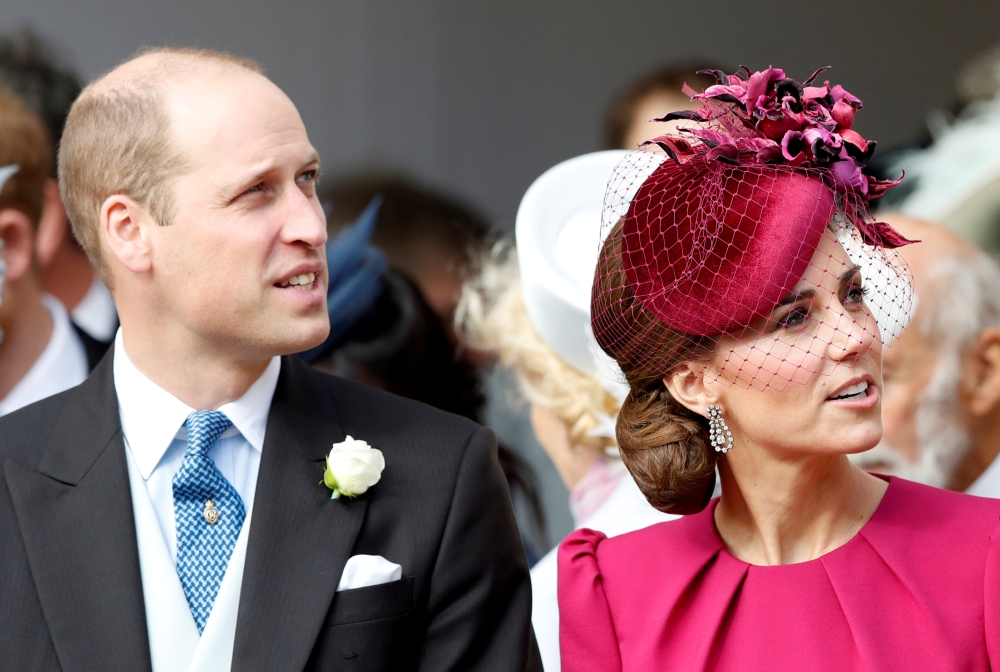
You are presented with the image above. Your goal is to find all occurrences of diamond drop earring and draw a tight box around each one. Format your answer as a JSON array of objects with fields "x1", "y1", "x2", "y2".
[{"x1": 707, "y1": 404, "x2": 733, "y2": 453}]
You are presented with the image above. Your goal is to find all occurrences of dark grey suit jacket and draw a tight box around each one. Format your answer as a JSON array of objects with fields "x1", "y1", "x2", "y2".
[{"x1": 0, "y1": 352, "x2": 541, "y2": 672}]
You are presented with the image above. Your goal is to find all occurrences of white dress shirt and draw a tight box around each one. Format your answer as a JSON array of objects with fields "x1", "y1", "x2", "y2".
[
  {"x1": 0, "y1": 293, "x2": 88, "y2": 416},
  {"x1": 114, "y1": 331, "x2": 280, "y2": 671},
  {"x1": 72, "y1": 276, "x2": 118, "y2": 342},
  {"x1": 114, "y1": 330, "x2": 279, "y2": 563}
]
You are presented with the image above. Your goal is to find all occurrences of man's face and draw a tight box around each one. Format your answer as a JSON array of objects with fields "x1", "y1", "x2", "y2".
[
  {"x1": 878, "y1": 321, "x2": 939, "y2": 463},
  {"x1": 622, "y1": 91, "x2": 700, "y2": 150},
  {"x1": 148, "y1": 69, "x2": 329, "y2": 359},
  {"x1": 852, "y1": 304, "x2": 973, "y2": 487}
]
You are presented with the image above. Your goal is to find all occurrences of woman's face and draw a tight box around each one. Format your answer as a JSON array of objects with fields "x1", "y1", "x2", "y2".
[{"x1": 706, "y1": 228, "x2": 884, "y2": 456}]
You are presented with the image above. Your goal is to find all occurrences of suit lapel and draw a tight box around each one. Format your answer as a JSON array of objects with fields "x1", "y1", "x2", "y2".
[
  {"x1": 232, "y1": 357, "x2": 367, "y2": 672},
  {"x1": 4, "y1": 355, "x2": 152, "y2": 672}
]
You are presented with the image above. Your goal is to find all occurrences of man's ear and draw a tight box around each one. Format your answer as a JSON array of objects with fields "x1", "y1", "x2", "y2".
[
  {"x1": 663, "y1": 361, "x2": 718, "y2": 418},
  {"x1": 0, "y1": 207, "x2": 38, "y2": 284},
  {"x1": 34, "y1": 179, "x2": 66, "y2": 268},
  {"x1": 102, "y1": 194, "x2": 153, "y2": 274},
  {"x1": 965, "y1": 327, "x2": 1000, "y2": 417}
]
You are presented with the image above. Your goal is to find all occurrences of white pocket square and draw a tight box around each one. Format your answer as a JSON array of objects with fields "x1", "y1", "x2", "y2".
[{"x1": 336, "y1": 554, "x2": 402, "y2": 592}]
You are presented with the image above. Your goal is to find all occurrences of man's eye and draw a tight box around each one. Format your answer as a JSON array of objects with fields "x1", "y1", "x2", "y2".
[
  {"x1": 297, "y1": 170, "x2": 317, "y2": 183},
  {"x1": 245, "y1": 183, "x2": 263, "y2": 195}
]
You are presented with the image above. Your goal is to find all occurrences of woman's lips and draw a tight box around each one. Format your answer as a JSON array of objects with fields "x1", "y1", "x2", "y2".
[{"x1": 826, "y1": 381, "x2": 879, "y2": 409}]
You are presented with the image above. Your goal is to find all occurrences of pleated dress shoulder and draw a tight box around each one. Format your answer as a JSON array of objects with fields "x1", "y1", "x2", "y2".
[{"x1": 558, "y1": 477, "x2": 1000, "y2": 672}]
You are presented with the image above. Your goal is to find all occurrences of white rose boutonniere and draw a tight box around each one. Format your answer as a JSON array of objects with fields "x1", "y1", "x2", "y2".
[{"x1": 323, "y1": 435, "x2": 385, "y2": 500}]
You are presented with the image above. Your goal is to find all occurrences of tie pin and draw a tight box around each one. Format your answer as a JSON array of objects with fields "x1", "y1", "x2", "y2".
[{"x1": 204, "y1": 500, "x2": 220, "y2": 525}]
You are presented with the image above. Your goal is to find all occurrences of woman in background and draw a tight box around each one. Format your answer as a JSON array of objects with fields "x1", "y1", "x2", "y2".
[
  {"x1": 459, "y1": 151, "x2": 674, "y2": 671},
  {"x1": 301, "y1": 197, "x2": 545, "y2": 558},
  {"x1": 559, "y1": 66, "x2": 1000, "y2": 671}
]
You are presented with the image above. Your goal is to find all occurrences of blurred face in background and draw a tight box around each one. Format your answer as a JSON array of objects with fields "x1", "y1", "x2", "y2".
[
  {"x1": 849, "y1": 215, "x2": 1000, "y2": 491},
  {"x1": 621, "y1": 90, "x2": 700, "y2": 150},
  {"x1": 858, "y1": 317, "x2": 971, "y2": 488}
]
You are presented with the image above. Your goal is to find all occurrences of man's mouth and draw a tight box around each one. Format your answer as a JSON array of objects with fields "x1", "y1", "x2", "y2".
[
  {"x1": 828, "y1": 381, "x2": 870, "y2": 402},
  {"x1": 277, "y1": 272, "x2": 316, "y2": 291}
]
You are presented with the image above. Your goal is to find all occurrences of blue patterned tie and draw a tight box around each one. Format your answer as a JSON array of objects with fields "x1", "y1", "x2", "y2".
[{"x1": 173, "y1": 410, "x2": 246, "y2": 633}]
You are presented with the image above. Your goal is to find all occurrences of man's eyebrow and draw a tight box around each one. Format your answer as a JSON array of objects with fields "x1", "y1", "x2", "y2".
[{"x1": 213, "y1": 152, "x2": 321, "y2": 203}]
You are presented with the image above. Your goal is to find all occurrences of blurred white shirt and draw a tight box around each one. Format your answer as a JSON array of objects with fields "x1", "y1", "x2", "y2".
[
  {"x1": 530, "y1": 465, "x2": 676, "y2": 672},
  {"x1": 0, "y1": 293, "x2": 88, "y2": 416},
  {"x1": 967, "y1": 457, "x2": 1000, "y2": 498},
  {"x1": 72, "y1": 277, "x2": 118, "y2": 342}
]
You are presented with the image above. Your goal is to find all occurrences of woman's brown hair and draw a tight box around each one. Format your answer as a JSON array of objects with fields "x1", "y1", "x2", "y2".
[{"x1": 591, "y1": 220, "x2": 717, "y2": 514}]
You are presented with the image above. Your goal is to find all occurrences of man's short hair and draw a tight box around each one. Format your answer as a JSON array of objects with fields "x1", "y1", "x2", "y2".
[
  {"x1": 58, "y1": 47, "x2": 264, "y2": 281},
  {"x1": 0, "y1": 28, "x2": 81, "y2": 176},
  {"x1": 603, "y1": 63, "x2": 721, "y2": 150},
  {"x1": 917, "y1": 249, "x2": 1000, "y2": 348},
  {"x1": 0, "y1": 85, "x2": 51, "y2": 227}
]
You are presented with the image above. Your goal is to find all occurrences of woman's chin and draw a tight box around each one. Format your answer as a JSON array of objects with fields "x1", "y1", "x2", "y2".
[{"x1": 827, "y1": 423, "x2": 883, "y2": 456}]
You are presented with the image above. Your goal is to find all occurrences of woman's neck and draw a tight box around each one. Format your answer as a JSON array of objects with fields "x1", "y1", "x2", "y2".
[{"x1": 713, "y1": 450, "x2": 887, "y2": 566}]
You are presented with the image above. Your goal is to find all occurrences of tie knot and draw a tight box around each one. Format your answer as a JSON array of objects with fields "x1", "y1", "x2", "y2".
[{"x1": 184, "y1": 410, "x2": 233, "y2": 455}]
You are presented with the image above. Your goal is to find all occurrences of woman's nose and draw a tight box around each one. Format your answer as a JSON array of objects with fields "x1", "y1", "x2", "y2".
[{"x1": 825, "y1": 303, "x2": 878, "y2": 362}]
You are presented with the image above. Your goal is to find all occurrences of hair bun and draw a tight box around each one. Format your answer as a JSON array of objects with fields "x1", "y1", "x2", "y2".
[{"x1": 616, "y1": 385, "x2": 716, "y2": 515}]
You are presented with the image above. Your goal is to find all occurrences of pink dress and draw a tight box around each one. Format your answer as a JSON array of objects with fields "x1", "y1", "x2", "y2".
[{"x1": 558, "y1": 477, "x2": 1000, "y2": 671}]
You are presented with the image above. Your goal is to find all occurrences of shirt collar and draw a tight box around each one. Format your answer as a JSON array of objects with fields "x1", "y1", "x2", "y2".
[
  {"x1": 0, "y1": 294, "x2": 88, "y2": 416},
  {"x1": 967, "y1": 452, "x2": 1000, "y2": 497},
  {"x1": 113, "y1": 329, "x2": 281, "y2": 479}
]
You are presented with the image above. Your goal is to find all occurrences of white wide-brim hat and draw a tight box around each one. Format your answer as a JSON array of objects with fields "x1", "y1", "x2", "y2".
[
  {"x1": 0, "y1": 165, "x2": 17, "y2": 192},
  {"x1": 515, "y1": 150, "x2": 630, "y2": 402}
]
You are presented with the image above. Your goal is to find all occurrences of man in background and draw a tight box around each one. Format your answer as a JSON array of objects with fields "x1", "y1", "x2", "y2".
[
  {"x1": 0, "y1": 86, "x2": 91, "y2": 415},
  {"x1": 0, "y1": 28, "x2": 118, "y2": 344},
  {"x1": 322, "y1": 173, "x2": 491, "y2": 334},
  {"x1": 851, "y1": 213, "x2": 1000, "y2": 495},
  {"x1": 603, "y1": 63, "x2": 718, "y2": 150}
]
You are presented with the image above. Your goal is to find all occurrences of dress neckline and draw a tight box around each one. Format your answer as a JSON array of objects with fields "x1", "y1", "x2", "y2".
[{"x1": 708, "y1": 474, "x2": 894, "y2": 569}]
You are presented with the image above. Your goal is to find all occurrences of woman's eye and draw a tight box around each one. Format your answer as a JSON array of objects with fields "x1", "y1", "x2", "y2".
[
  {"x1": 844, "y1": 283, "x2": 868, "y2": 307},
  {"x1": 776, "y1": 307, "x2": 809, "y2": 330}
]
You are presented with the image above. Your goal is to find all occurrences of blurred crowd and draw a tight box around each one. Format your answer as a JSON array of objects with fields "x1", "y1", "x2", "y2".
[{"x1": 4, "y1": 26, "x2": 1000, "y2": 668}]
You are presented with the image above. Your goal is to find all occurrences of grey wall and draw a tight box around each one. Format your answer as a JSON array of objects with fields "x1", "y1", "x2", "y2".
[
  {"x1": 2, "y1": 0, "x2": 997, "y2": 549},
  {"x1": 1, "y1": 0, "x2": 997, "y2": 226}
]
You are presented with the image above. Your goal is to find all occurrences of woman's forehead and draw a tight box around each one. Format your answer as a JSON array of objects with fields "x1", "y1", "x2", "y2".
[{"x1": 793, "y1": 228, "x2": 855, "y2": 292}]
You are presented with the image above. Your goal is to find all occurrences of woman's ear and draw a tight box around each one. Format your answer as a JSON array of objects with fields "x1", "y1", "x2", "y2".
[
  {"x1": 102, "y1": 194, "x2": 153, "y2": 275},
  {"x1": 663, "y1": 361, "x2": 718, "y2": 417}
]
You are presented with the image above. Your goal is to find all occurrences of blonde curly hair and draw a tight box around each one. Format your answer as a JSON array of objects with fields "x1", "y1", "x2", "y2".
[{"x1": 457, "y1": 241, "x2": 620, "y2": 456}]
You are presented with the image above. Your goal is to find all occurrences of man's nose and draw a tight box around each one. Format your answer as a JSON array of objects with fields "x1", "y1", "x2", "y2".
[{"x1": 281, "y1": 188, "x2": 328, "y2": 249}]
